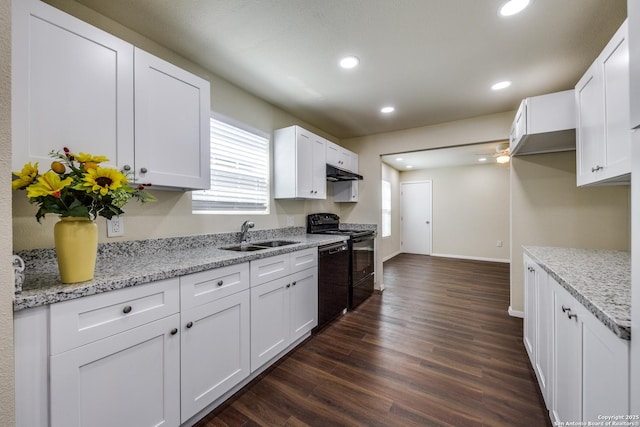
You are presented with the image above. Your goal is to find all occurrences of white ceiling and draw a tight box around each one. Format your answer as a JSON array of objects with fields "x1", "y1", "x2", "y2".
[
  {"x1": 381, "y1": 142, "x2": 509, "y2": 170},
  {"x1": 70, "y1": 0, "x2": 626, "y2": 139}
]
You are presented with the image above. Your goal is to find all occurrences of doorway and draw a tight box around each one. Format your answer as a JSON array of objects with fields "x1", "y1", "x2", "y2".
[{"x1": 400, "y1": 181, "x2": 432, "y2": 255}]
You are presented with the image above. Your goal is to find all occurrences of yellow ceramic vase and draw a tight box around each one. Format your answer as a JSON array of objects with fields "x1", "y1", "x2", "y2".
[{"x1": 54, "y1": 217, "x2": 98, "y2": 284}]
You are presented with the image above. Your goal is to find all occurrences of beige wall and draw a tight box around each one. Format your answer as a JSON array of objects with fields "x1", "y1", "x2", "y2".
[
  {"x1": 0, "y1": 0, "x2": 15, "y2": 422},
  {"x1": 401, "y1": 161, "x2": 510, "y2": 262},
  {"x1": 13, "y1": 0, "x2": 349, "y2": 251},
  {"x1": 510, "y1": 151, "x2": 630, "y2": 312},
  {"x1": 342, "y1": 111, "x2": 515, "y2": 288},
  {"x1": 381, "y1": 162, "x2": 401, "y2": 261}
]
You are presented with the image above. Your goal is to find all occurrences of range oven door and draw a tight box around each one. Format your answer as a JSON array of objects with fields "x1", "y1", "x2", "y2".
[
  {"x1": 351, "y1": 235, "x2": 374, "y2": 284},
  {"x1": 349, "y1": 234, "x2": 375, "y2": 310}
]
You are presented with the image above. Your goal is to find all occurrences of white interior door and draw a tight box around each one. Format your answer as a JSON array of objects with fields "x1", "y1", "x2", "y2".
[{"x1": 401, "y1": 181, "x2": 432, "y2": 255}]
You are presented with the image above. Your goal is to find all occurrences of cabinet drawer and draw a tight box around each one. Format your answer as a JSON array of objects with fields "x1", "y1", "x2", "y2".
[
  {"x1": 250, "y1": 253, "x2": 290, "y2": 286},
  {"x1": 180, "y1": 262, "x2": 249, "y2": 309},
  {"x1": 290, "y1": 248, "x2": 318, "y2": 273},
  {"x1": 50, "y1": 278, "x2": 179, "y2": 355}
]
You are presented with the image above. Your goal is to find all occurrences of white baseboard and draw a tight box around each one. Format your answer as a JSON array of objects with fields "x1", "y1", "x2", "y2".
[
  {"x1": 508, "y1": 306, "x2": 524, "y2": 318},
  {"x1": 382, "y1": 251, "x2": 402, "y2": 262},
  {"x1": 430, "y1": 253, "x2": 510, "y2": 264}
]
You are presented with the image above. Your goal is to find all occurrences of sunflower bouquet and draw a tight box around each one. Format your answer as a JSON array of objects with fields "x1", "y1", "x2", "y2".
[{"x1": 12, "y1": 148, "x2": 155, "y2": 222}]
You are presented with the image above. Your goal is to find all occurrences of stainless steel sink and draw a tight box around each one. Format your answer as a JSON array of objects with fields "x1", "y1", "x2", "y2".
[
  {"x1": 222, "y1": 240, "x2": 298, "y2": 252},
  {"x1": 252, "y1": 240, "x2": 298, "y2": 248}
]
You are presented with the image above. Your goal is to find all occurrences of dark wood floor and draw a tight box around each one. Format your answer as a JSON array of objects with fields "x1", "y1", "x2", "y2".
[{"x1": 195, "y1": 254, "x2": 551, "y2": 427}]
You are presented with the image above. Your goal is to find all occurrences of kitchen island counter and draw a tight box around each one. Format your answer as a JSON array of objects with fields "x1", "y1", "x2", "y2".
[
  {"x1": 523, "y1": 246, "x2": 630, "y2": 340},
  {"x1": 14, "y1": 228, "x2": 348, "y2": 311}
]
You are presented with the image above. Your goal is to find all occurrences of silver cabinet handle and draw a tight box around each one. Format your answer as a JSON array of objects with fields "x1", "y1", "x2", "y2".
[
  {"x1": 286, "y1": 284, "x2": 291, "y2": 288},
  {"x1": 591, "y1": 165, "x2": 603, "y2": 172},
  {"x1": 186, "y1": 321, "x2": 194, "y2": 329},
  {"x1": 561, "y1": 305, "x2": 570, "y2": 313},
  {"x1": 292, "y1": 281, "x2": 297, "y2": 286},
  {"x1": 217, "y1": 280, "x2": 224, "y2": 287},
  {"x1": 170, "y1": 328, "x2": 178, "y2": 335},
  {"x1": 123, "y1": 305, "x2": 132, "y2": 314},
  {"x1": 568, "y1": 312, "x2": 578, "y2": 321}
]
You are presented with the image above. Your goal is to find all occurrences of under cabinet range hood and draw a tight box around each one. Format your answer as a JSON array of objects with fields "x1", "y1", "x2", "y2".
[{"x1": 326, "y1": 164, "x2": 363, "y2": 181}]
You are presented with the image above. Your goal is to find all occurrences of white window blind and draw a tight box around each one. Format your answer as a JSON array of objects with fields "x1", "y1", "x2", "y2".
[
  {"x1": 192, "y1": 117, "x2": 270, "y2": 213},
  {"x1": 382, "y1": 180, "x2": 391, "y2": 237}
]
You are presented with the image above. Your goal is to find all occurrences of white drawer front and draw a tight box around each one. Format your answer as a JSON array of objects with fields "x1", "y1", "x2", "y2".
[
  {"x1": 180, "y1": 262, "x2": 249, "y2": 309},
  {"x1": 50, "y1": 278, "x2": 180, "y2": 355},
  {"x1": 250, "y1": 253, "x2": 290, "y2": 287},
  {"x1": 290, "y1": 248, "x2": 318, "y2": 273}
]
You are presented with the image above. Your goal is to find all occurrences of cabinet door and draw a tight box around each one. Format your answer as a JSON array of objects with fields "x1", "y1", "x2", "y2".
[
  {"x1": 552, "y1": 287, "x2": 583, "y2": 424},
  {"x1": 295, "y1": 128, "x2": 315, "y2": 197},
  {"x1": 576, "y1": 62, "x2": 605, "y2": 186},
  {"x1": 311, "y1": 134, "x2": 327, "y2": 199},
  {"x1": 50, "y1": 314, "x2": 180, "y2": 427},
  {"x1": 289, "y1": 267, "x2": 318, "y2": 342},
  {"x1": 536, "y1": 273, "x2": 553, "y2": 409},
  {"x1": 630, "y1": 0, "x2": 640, "y2": 129},
  {"x1": 512, "y1": 100, "x2": 527, "y2": 150},
  {"x1": 333, "y1": 181, "x2": 359, "y2": 202},
  {"x1": 601, "y1": 21, "x2": 631, "y2": 179},
  {"x1": 250, "y1": 277, "x2": 290, "y2": 372},
  {"x1": 134, "y1": 48, "x2": 210, "y2": 190},
  {"x1": 523, "y1": 258, "x2": 537, "y2": 364},
  {"x1": 582, "y1": 307, "x2": 629, "y2": 422},
  {"x1": 181, "y1": 290, "x2": 250, "y2": 422},
  {"x1": 12, "y1": 0, "x2": 134, "y2": 171},
  {"x1": 326, "y1": 142, "x2": 350, "y2": 170}
]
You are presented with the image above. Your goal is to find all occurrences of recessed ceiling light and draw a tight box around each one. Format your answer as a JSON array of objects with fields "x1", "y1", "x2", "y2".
[
  {"x1": 381, "y1": 106, "x2": 395, "y2": 113},
  {"x1": 395, "y1": 157, "x2": 403, "y2": 161},
  {"x1": 496, "y1": 155, "x2": 511, "y2": 164},
  {"x1": 499, "y1": 0, "x2": 531, "y2": 17},
  {"x1": 339, "y1": 56, "x2": 360, "y2": 69},
  {"x1": 478, "y1": 157, "x2": 487, "y2": 162},
  {"x1": 492, "y1": 81, "x2": 512, "y2": 91},
  {"x1": 406, "y1": 165, "x2": 413, "y2": 169}
]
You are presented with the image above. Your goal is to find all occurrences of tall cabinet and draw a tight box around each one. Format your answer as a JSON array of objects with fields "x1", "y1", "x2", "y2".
[{"x1": 12, "y1": 0, "x2": 211, "y2": 190}]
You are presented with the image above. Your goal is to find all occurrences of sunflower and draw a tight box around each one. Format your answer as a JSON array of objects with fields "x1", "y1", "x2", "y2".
[
  {"x1": 81, "y1": 167, "x2": 127, "y2": 196},
  {"x1": 26, "y1": 171, "x2": 73, "y2": 199},
  {"x1": 12, "y1": 162, "x2": 39, "y2": 190},
  {"x1": 72, "y1": 152, "x2": 109, "y2": 164}
]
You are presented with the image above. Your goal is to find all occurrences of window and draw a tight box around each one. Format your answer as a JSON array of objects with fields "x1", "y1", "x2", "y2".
[
  {"x1": 382, "y1": 180, "x2": 391, "y2": 237},
  {"x1": 192, "y1": 116, "x2": 270, "y2": 213}
]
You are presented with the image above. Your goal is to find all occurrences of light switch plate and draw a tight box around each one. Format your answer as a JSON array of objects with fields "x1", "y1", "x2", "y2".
[{"x1": 107, "y1": 216, "x2": 124, "y2": 237}]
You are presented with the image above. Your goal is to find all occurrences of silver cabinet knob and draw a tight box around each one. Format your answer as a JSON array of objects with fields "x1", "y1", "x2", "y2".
[
  {"x1": 217, "y1": 280, "x2": 224, "y2": 286},
  {"x1": 286, "y1": 284, "x2": 291, "y2": 288},
  {"x1": 170, "y1": 328, "x2": 178, "y2": 335},
  {"x1": 186, "y1": 321, "x2": 194, "y2": 329},
  {"x1": 140, "y1": 167, "x2": 148, "y2": 174},
  {"x1": 123, "y1": 305, "x2": 132, "y2": 314},
  {"x1": 122, "y1": 164, "x2": 131, "y2": 171}
]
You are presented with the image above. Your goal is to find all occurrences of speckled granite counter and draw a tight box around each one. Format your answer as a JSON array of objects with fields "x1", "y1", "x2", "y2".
[
  {"x1": 523, "y1": 246, "x2": 630, "y2": 340},
  {"x1": 14, "y1": 225, "x2": 377, "y2": 311}
]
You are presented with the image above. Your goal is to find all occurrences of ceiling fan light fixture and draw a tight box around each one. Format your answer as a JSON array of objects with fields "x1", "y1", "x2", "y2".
[
  {"x1": 499, "y1": 0, "x2": 531, "y2": 17},
  {"x1": 339, "y1": 56, "x2": 360, "y2": 69},
  {"x1": 491, "y1": 80, "x2": 512, "y2": 91}
]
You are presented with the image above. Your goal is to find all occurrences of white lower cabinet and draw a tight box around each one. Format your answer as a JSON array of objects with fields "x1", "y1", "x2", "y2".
[
  {"x1": 48, "y1": 278, "x2": 181, "y2": 427},
  {"x1": 250, "y1": 248, "x2": 318, "y2": 372},
  {"x1": 15, "y1": 249, "x2": 319, "y2": 427},
  {"x1": 180, "y1": 263, "x2": 251, "y2": 423},
  {"x1": 524, "y1": 258, "x2": 630, "y2": 424},
  {"x1": 50, "y1": 314, "x2": 181, "y2": 427}
]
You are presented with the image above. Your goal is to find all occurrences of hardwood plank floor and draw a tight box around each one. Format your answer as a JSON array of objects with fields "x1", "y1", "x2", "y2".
[{"x1": 195, "y1": 254, "x2": 550, "y2": 427}]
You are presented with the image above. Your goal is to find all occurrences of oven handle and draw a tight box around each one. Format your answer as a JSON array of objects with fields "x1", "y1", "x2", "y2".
[{"x1": 351, "y1": 234, "x2": 375, "y2": 244}]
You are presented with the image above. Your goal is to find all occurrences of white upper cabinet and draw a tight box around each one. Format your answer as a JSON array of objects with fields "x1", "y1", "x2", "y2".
[
  {"x1": 273, "y1": 125, "x2": 326, "y2": 199},
  {"x1": 12, "y1": 0, "x2": 134, "y2": 172},
  {"x1": 509, "y1": 90, "x2": 576, "y2": 156},
  {"x1": 12, "y1": 0, "x2": 210, "y2": 190},
  {"x1": 576, "y1": 20, "x2": 631, "y2": 186},
  {"x1": 629, "y1": 0, "x2": 640, "y2": 129},
  {"x1": 134, "y1": 48, "x2": 210, "y2": 189},
  {"x1": 326, "y1": 141, "x2": 356, "y2": 172}
]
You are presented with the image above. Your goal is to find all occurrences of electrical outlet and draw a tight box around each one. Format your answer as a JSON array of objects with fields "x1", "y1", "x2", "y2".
[
  {"x1": 107, "y1": 216, "x2": 124, "y2": 237},
  {"x1": 497, "y1": 240, "x2": 503, "y2": 247},
  {"x1": 286, "y1": 215, "x2": 294, "y2": 227}
]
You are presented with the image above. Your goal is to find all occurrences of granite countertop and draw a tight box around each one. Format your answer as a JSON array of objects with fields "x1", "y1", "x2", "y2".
[
  {"x1": 523, "y1": 246, "x2": 630, "y2": 340},
  {"x1": 14, "y1": 225, "x2": 375, "y2": 311}
]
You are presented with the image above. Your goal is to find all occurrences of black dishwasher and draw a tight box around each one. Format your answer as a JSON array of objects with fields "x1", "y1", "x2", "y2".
[{"x1": 314, "y1": 241, "x2": 349, "y2": 333}]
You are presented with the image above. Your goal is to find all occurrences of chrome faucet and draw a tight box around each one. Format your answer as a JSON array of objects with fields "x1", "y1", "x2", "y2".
[{"x1": 240, "y1": 220, "x2": 255, "y2": 244}]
